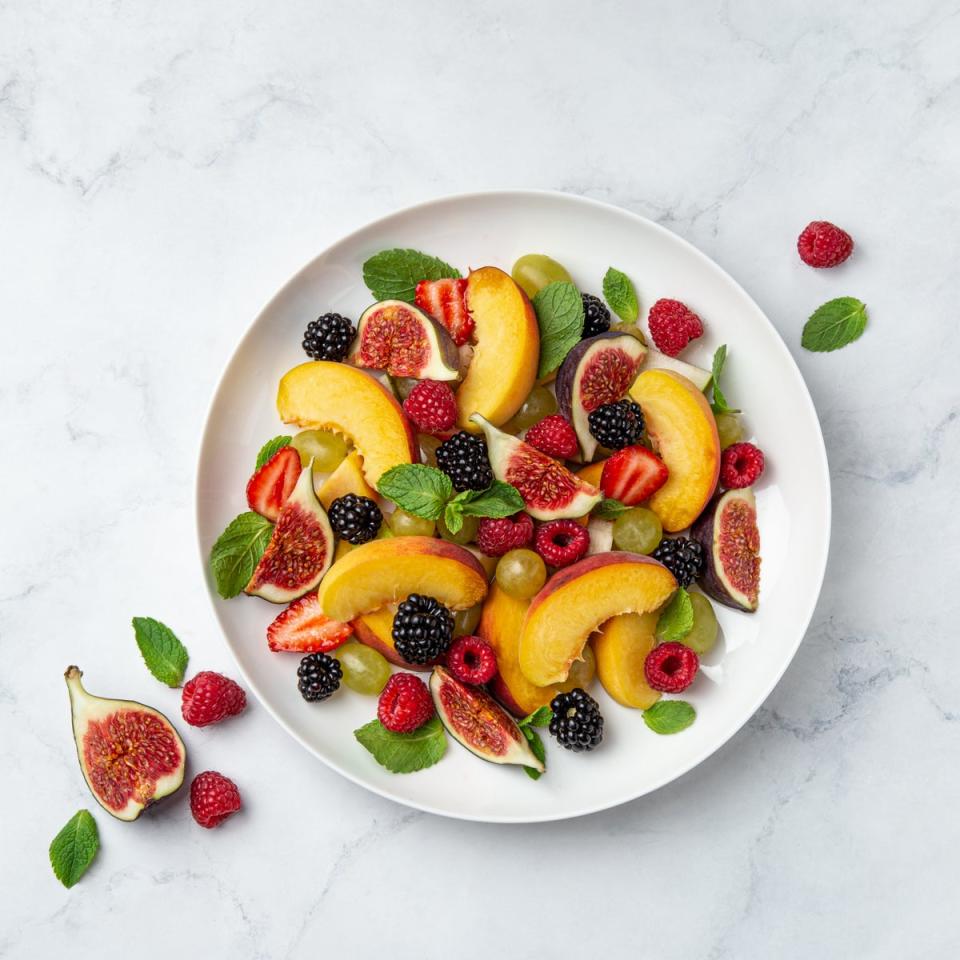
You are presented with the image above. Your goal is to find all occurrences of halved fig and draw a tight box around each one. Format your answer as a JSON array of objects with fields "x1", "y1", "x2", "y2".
[
  {"x1": 642, "y1": 348, "x2": 711, "y2": 391},
  {"x1": 350, "y1": 300, "x2": 459, "y2": 380},
  {"x1": 430, "y1": 666, "x2": 544, "y2": 772},
  {"x1": 245, "y1": 461, "x2": 334, "y2": 603},
  {"x1": 556, "y1": 332, "x2": 647, "y2": 460},
  {"x1": 691, "y1": 487, "x2": 760, "y2": 611},
  {"x1": 65, "y1": 666, "x2": 186, "y2": 821},
  {"x1": 470, "y1": 414, "x2": 601, "y2": 521}
]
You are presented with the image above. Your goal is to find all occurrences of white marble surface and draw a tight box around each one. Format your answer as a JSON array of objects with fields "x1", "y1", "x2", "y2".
[{"x1": 2, "y1": 1, "x2": 959, "y2": 956}]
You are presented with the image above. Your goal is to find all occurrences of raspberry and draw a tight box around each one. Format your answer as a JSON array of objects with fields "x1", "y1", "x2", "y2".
[
  {"x1": 644, "y1": 642, "x2": 699, "y2": 693},
  {"x1": 797, "y1": 221, "x2": 854, "y2": 268},
  {"x1": 446, "y1": 635, "x2": 498, "y2": 685},
  {"x1": 402, "y1": 380, "x2": 457, "y2": 435},
  {"x1": 181, "y1": 672, "x2": 246, "y2": 727},
  {"x1": 377, "y1": 673, "x2": 434, "y2": 733},
  {"x1": 190, "y1": 771, "x2": 242, "y2": 828},
  {"x1": 720, "y1": 442, "x2": 765, "y2": 489},
  {"x1": 535, "y1": 519, "x2": 590, "y2": 568},
  {"x1": 647, "y1": 299, "x2": 704, "y2": 357},
  {"x1": 476, "y1": 513, "x2": 534, "y2": 557},
  {"x1": 525, "y1": 415, "x2": 579, "y2": 460}
]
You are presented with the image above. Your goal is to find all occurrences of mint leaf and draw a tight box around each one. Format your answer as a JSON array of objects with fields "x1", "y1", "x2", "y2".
[
  {"x1": 50, "y1": 810, "x2": 99, "y2": 888},
  {"x1": 131, "y1": 617, "x2": 188, "y2": 687},
  {"x1": 255, "y1": 435, "x2": 292, "y2": 470},
  {"x1": 708, "y1": 345, "x2": 739, "y2": 415},
  {"x1": 802, "y1": 296, "x2": 868, "y2": 352},
  {"x1": 362, "y1": 248, "x2": 460, "y2": 303},
  {"x1": 378, "y1": 464, "x2": 453, "y2": 520},
  {"x1": 533, "y1": 281, "x2": 584, "y2": 378},
  {"x1": 209, "y1": 512, "x2": 274, "y2": 599},
  {"x1": 656, "y1": 587, "x2": 694, "y2": 642},
  {"x1": 643, "y1": 700, "x2": 696, "y2": 735},
  {"x1": 520, "y1": 726, "x2": 547, "y2": 780},
  {"x1": 444, "y1": 481, "x2": 524, "y2": 534},
  {"x1": 595, "y1": 498, "x2": 631, "y2": 521},
  {"x1": 602, "y1": 267, "x2": 639, "y2": 323},
  {"x1": 519, "y1": 705, "x2": 553, "y2": 729},
  {"x1": 354, "y1": 716, "x2": 447, "y2": 773}
]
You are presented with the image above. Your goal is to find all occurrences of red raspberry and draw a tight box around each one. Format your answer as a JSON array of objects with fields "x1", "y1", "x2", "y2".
[
  {"x1": 476, "y1": 513, "x2": 534, "y2": 557},
  {"x1": 525, "y1": 415, "x2": 579, "y2": 460},
  {"x1": 446, "y1": 635, "x2": 498, "y2": 685},
  {"x1": 647, "y1": 299, "x2": 704, "y2": 357},
  {"x1": 797, "y1": 220, "x2": 853, "y2": 268},
  {"x1": 190, "y1": 771, "x2": 242, "y2": 828},
  {"x1": 377, "y1": 673, "x2": 434, "y2": 733},
  {"x1": 720, "y1": 442, "x2": 765, "y2": 489},
  {"x1": 644, "y1": 642, "x2": 699, "y2": 693},
  {"x1": 402, "y1": 380, "x2": 457, "y2": 435},
  {"x1": 181, "y1": 671, "x2": 246, "y2": 727},
  {"x1": 535, "y1": 519, "x2": 591, "y2": 568}
]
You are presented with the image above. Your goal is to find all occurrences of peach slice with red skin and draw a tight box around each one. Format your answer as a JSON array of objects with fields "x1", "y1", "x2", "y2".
[
  {"x1": 277, "y1": 361, "x2": 418, "y2": 488},
  {"x1": 518, "y1": 552, "x2": 677, "y2": 686},
  {"x1": 593, "y1": 612, "x2": 662, "y2": 709},
  {"x1": 628, "y1": 369, "x2": 720, "y2": 532},
  {"x1": 351, "y1": 606, "x2": 434, "y2": 672},
  {"x1": 316, "y1": 536, "x2": 488, "y2": 622},
  {"x1": 457, "y1": 267, "x2": 540, "y2": 432}
]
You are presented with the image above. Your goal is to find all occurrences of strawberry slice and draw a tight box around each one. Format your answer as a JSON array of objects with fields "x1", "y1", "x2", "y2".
[
  {"x1": 267, "y1": 594, "x2": 353, "y2": 653},
  {"x1": 246, "y1": 446, "x2": 302, "y2": 521},
  {"x1": 415, "y1": 278, "x2": 473, "y2": 346},
  {"x1": 600, "y1": 445, "x2": 669, "y2": 506}
]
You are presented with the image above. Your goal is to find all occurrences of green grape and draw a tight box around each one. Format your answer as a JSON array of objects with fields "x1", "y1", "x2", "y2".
[
  {"x1": 609, "y1": 321, "x2": 646, "y2": 345},
  {"x1": 511, "y1": 254, "x2": 574, "y2": 300},
  {"x1": 453, "y1": 604, "x2": 482, "y2": 637},
  {"x1": 336, "y1": 642, "x2": 392, "y2": 696},
  {"x1": 502, "y1": 386, "x2": 558, "y2": 433},
  {"x1": 290, "y1": 430, "x2": 348, "y2": 472},
  {"x1": 684, "y1": 593, "x2": 719, "y2": 655},
  {"x1": 438, "y1": 514, "x2": 479, "y2": 545},
  {"x1": 420, "y1": 434, "x2": 442, "y2": 467},
  {"x1": 389, "y1": 509, "x2": 435, "y2": 537},
  {"x1": 612, "y1": 507, "x2": 663, "y2": 555},
  {"x1": 565, "y1": 643, "x2": 596, "y2": 689},
  {"x1": 496, "y1": 548, "x2": 547, "y2": 600},
  {"x1": 715, "y1": 413, "x2": 743, "y2": 450}
]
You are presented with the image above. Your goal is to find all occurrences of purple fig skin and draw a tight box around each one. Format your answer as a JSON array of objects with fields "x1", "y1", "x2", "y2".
[{"x1": 690, "y1": 488, "x2": 760, "y2": 613}]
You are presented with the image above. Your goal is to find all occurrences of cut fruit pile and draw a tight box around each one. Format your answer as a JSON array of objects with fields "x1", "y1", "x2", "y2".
[{"x1": 209, "y1": 248, "x2": 766, "y2": 779}]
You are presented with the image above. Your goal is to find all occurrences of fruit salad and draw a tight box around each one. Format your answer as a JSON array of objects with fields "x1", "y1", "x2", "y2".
[{"x1": 209, "y1": 250, "x2": 764, "y2": 778}]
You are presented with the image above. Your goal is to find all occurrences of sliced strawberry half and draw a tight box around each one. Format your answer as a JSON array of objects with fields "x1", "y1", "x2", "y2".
[
  {"x1": 246, "y1": 446, "x2": 302, "y2": 521},
  {"x1": 600, "y1": 445, "x2": 669, "y2": 506},
  {"x1": 267, "y1": 594, "x2": 353, "y2": 653},
  {"x1": 415, "y1": 278, "x2": 474, "y2": 346}
]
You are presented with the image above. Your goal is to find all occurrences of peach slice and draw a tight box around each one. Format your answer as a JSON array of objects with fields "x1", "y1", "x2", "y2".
[
  {"x1": 575, "y1": 461, "x2": 606, "y2": 526},
  {"x1": 317, "y1": 536, "x2": 488, "y2": 622},
  {"x1": 352, "y1": 606, "x2": 433, "y2": 672},
  {"x1": 457, "y1": 267, "x2": 540, "y2": 432},
  {"x1": 593, "y1": 612, "x2": 662, "y2": 709},
  {"x1": 628, "y1": 369, "x2": 720, "y2": 532},
  {"x1": 277, "y1": 361, "x2": 418, "y2": 487},
  {"x1": 518, "y1": 552, "x2": 676, "y2": 686},
  {"x1": 316, "y1": 450, "x2": 376, "y2": 509}
]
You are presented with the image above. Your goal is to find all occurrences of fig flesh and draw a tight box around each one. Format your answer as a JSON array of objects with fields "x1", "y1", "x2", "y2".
[
  {"x1": 245, "y1": 461, "x2": 335, "y2": 603},
  {"x1": 350, "y1": 300, "x2": 459, "y2": 380},
  {"x1": 691, "y1": 487, "x2": 760, "y2": 611},
  {"x1": 65, "y1": 666, "x2": 186, "y2": 821},
  {"x1": 430, "y1": 666, "x2": 544, "y2": 772},
  {"x1": 556, "y1": 332, "x2": 647, "y2": 461},
  {"x1": 470, "y1": 414, "x2": 601, "y2": 521}
]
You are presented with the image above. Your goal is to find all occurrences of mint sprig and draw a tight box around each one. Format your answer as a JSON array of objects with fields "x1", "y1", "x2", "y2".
[
  {"x1": 132, "y1": 617, "x2": 188, "y2": 687},
  {"x1": 378, "y1": 464, "x2": 453, "y2": 521},
  {"x1": 533, "y1": 281, "x2": 584, "y2": 378},
  {"x1": 362, "y1": 248, "x2": 461, "y2": 303},
  {"x1": 708, "y1": 345, "x2": 739, "y2": 415},
  {"x1": 656, "y1": 587, "x2": 694, "y2": 642},
  {"x1": 518, "y1": 706, "x2": 552, "y2": 780},
  {"x1": 50, "y1": 810, "x2": 99, "y2": 888},
  {"x1": 643, "y1": 700, "x2": 696, "y2": 734},
  {"x1": 354, "y1": 716, "x2": 447, "y2": 773},
  {"x1": 255, "y1": 435, "x2": 292, "y2": 470},
  {"x1": 602, "y1": 267, "x2": 639, "y2": 323},
  {"x1": 209, "y1": 512, "x2": 274, "y2": 598},
  {"x1": 443, "y1": 481, "x2": 525, "y2": 534},
  {"x1": 802, "y1": 296, "x2": 868, "y2": 352},
  {"x1": 595, "y1": 498, "x2": 631, "y2": 521}
]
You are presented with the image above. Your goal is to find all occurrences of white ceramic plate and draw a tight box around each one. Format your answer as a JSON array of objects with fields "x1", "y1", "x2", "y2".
[{"x1": 196, "y1": 190, "x2": 830, "y2": 823}]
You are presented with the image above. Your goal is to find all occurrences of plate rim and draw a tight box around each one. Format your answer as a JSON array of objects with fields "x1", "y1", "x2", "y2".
[{"x1": 195, "y1": 188, "x2": 831, "y2": 823}]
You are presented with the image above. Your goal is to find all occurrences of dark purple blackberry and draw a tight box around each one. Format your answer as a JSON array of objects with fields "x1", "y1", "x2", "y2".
[
  {"x1": 588, "y1": 399, "x2": 644, "y2": 450},
  {"x1": 328, "y1": 494, "x2": 382, "y2": 545},
  {"x1": 391, "y1": 594, "x2": 454, "y2": 664},
  {"x1": 549, "y1": 688, "x2": 604, "y2": 751},
  {"x1": 435, "y1": 431, "x2": 493, "y2": 492},
  {"x1": 651, "y1": 537, "x2": 704, "y2": 588},
  {"x1": 302, "y1": 313, "x2": 355, "y2": 362},
  {"x1": 297, "y1": 653, "x2": 342, "y2": 702},
  {"x1": 581, "y1": 293, "x2": 611, "y2": 339}
]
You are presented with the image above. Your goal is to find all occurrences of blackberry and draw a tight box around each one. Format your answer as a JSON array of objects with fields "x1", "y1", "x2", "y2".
[
  {"x1": 651, "y1": 537, "x2": 704, "y2": 588},
  {"x1": 329, "y1": 494, "x2": 382, "y2": 545},
  {"x1": 588, "y1": 399, "x2": 644, "y2": 450},
  {"x1": 581, "y1": 293, "x2": 611, "y2": 339},
  {"x1": 302, "y1": 313, "x2": 356, "y2": 362},
  {"x1": 297, "y1": 652, "x2": 342, "y2": 702},
  {"x1": 549, "y1": 688, "x2": 604, "y2": 751},
  {"x1": 435, "y1": 431, "x2": 493, "y2": 492},
  {"x1": 391, "y1": 594, "x2": 454, "y2": 664}
]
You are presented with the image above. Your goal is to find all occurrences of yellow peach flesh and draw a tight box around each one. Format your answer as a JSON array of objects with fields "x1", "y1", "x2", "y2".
[
  {"x1": 316, "y1": 450, "x2": 376, "y2": 509},
  {"x1": 593, "y1": 612, "x2": 662, "y2": 709}
]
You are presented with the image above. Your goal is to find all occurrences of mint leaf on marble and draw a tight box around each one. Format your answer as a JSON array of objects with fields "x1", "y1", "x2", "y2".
[
  {"x1": 533, "y1": 281, "x2": 584, "y2": 378},
  {"x1": 255, "y1": 436, "x2": 292, "y2": 470},
  {"x1": 802, "y1": 297, "x2": 868, "y2": 352},
  {"x1": 50, "y1": 810, "x2": 99, "y2": 888},
  {"x1": 656, "y1": 588, "x2": 694, "y2": 642},
  {"x1": 362, "y1": 248, "x2": 461, "y2": 303},
  {"x1": 602, "y1": 267, "x2": 640, "y2": 323},
  {"x1": 354, "y1": 716, "x2": 447, "y2": 773},
  {"x1": 209, "y1": 512, "x2": 274, "y2": 599},
  {"x1": 131, "y1": 617, "x2": 188, "y2": 687},
  {"x1": 643, "y1": 700, "x2": 696, "y2": 735},
  {"x1": 378, "y1": 464, "x2": 453, "y2": 521}
]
